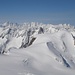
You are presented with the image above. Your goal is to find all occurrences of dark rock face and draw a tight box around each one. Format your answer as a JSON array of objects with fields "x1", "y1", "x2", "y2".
[
  {"x1": 29, "y1": 38, "x2": 36, "y2": 46},
  {"x1": 20, "y1": 29, "x2": 36, "y2": 48},
  {"x1": 38, "y1": 27, "x2": 44, "y2": 34}
]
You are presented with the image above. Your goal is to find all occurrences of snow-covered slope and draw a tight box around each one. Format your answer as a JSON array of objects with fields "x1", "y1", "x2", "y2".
[{"x1": 0, "y1": 22, "x2": 75, "y2": 75}]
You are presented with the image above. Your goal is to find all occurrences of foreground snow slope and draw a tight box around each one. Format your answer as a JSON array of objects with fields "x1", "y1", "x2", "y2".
[{"x1": 0, "y1": 29, "x2": 75, "y2": 75}]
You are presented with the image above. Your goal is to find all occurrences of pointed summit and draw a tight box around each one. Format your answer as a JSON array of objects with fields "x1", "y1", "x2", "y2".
[{"x1": 2, "y1": 21, "x2": 9, "y2": 27}]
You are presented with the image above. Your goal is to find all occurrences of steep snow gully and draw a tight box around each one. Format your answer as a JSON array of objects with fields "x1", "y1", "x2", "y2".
[{"x1": 0, "y1": 22, "x2": 75, "y2": 75}]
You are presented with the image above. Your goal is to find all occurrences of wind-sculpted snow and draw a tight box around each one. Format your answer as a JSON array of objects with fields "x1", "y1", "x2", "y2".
[
  {"x1": 20, "y1": 30, "x2": 75, "y2": 75},
  {"x1": 0, "y1": 22, "x2": 75, "y2": 75}
]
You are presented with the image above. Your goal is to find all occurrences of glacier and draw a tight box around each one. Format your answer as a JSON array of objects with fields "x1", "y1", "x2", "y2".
[{"x1": 0, "y1": 22, "x2": 75, "y2": 75}]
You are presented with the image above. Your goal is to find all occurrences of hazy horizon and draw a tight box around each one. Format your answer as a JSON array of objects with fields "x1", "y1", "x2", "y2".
[{"x1": 0, "y1": 0, "x2": 75, "y2": 25}]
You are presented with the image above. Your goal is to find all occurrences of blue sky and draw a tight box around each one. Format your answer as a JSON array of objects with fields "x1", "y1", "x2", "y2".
[{"x1": 0, "y1": 0, "x2": 75, "y2": 25}]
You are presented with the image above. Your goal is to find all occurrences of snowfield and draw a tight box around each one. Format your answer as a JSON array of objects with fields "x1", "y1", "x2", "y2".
[{"x1": 0, "y1": 22, "x2": 75, "y2": 75}]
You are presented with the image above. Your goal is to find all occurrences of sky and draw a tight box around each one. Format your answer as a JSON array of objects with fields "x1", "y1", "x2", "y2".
[{"x1": 0, "y1": 0, "x2": 75, "y2": 25}]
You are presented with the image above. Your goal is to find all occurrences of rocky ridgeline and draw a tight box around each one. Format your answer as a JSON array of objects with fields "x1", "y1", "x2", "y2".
[{"x1": 0, "y1": 22, "x2": 75, "y2": 54}]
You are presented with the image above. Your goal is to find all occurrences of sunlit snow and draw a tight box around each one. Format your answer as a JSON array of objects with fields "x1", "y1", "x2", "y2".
[{"x1": 0, "y1": 22, "x2": 75, "y2": 75}]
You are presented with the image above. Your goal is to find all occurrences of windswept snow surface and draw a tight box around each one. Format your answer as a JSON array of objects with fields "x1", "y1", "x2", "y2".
[{"x1": 0, "y1": 22, "x2": 75, "y2": 75}]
